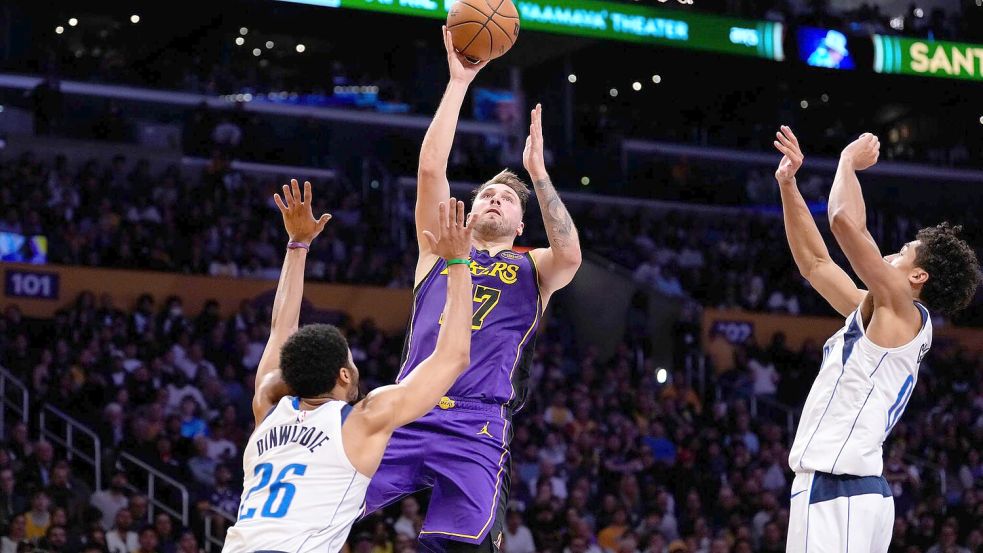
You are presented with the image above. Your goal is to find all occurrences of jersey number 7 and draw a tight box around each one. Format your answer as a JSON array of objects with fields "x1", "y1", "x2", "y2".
[{"x1": 439, "y1": 285, "x2": 502, "y2": 330}]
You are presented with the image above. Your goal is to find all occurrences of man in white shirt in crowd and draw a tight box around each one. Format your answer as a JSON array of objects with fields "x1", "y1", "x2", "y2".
[
  {"x1": 393, "y1": 498, "x2": 421, "y2": 540},
  {"x1": 106, "y1": 508, "x2": 138, "y2": 553},
  {"x1": 503, "y1": 511, "x2": 535, "y2": 553},
  {"x1": 90, "y1": 472, "x2": 130, "y2": 531}
]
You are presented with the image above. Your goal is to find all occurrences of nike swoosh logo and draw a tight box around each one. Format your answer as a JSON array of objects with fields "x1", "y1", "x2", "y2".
[{"x1": 790, "y1": 490, "x2": 807, "y2": 500}]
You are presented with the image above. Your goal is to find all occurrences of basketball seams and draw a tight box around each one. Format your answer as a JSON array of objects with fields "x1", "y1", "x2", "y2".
[
  {"x1": 486, "y1": 17, "x2": 515, "y2": 46},
  {"x1": 452, "y1": 0, "x2": 494, "y2": 59},
  {"x1": 449, "y1": 0, "x2": 518, "y2": 60},
  {"x1": 455, "y1": 0, "x2": 492, "y2": 19},
  {"x1": 458, "y1": 22, "x2": 487, "y2": 57},
  {"x1": 480, "y1": 26, "x2": 493, "y2": 59}
]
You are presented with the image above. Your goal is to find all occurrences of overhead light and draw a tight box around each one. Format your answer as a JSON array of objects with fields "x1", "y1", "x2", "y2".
[
  {"x1": 800, "y1": 100, "x2": 809, "y2": 109},
  {"x1": 243, "y1": 93, "x2": 253, "y2": 102},
  {"x1": 979, "y1": 116, "x2": 983, "y2": 125},
  {"x1": 296, "y1": 44, "x2": 306, "y2": 53},
  {"x1": 130, "y1": 15, "x2": 140, "y2": 24},
  {"x1": 68, "y1": 18, "x2": 78, "y2": 27},
  {"x1": 821, "y1": 93, "x2": 830, "y2": 103},
  {"x1": 609, "y1": 88, "x2": 618, "y2": 97},
  {"x1": 240, "y1": 27, "x2": 249, "y2": 35},
  {"x1": 632, "y1": 82, "x2": 642, "y2": 91},
  {"x1": 890, "y1": 17, "x2": 904, "y2": 30},
  {"x1": 656, "y1": 367, "x2": 667, "y2": 384},
  {"x1": 265, "y1": 41, "x2": 274, "y2": 49},
  {"x1": 252, "y1": 48, "x2": 262, "y2": 57},
  {"x1": 568, "y1": 74, "x2": 577, "y2": 83},
  {"x1": 0, "y1": 106, "x2": 4, "y2": 113},
  {"x1": 55, "y1": 26, "x2": 64, "y2": 34},
  {"x1": 652, "y1": 74, "x2": 662, "y2": 84},
  {"x1": 913, "y1": 7, "x2": 924, "y2": 17},
  {"x1": 235, "y1": 37, "x2": 245, "y2": 46},
  {"x1": 580, "y1": 176, "x2": 590, "y2": 186}
]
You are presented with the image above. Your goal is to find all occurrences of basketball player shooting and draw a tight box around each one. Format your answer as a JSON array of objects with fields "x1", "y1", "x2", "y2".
[
  {"x1": 223, "y1": 180, "x2": 478, "y2": 553},
  {"x1": 773, "y1": 127, "x2": 981, "y2": 552},
  {"x1": 361, "y1": 27, "x2": 583, "y2": 553}
]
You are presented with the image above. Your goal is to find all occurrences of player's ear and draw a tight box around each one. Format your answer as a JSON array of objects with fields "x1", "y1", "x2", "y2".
[
  {"x1": 338, "y1": 367, "x2": 352, "y2": 385},
  {"x1": 516, "y1": 221, "x2": 524, "y2": 237},
  {"x1": 910, "y1": 267, "x2": 928, "y2": 286}
]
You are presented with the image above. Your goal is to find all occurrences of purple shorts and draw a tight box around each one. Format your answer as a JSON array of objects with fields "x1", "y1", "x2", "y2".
[{"x1": 364, "y1": 397, "x2": 512, "y2": 550}]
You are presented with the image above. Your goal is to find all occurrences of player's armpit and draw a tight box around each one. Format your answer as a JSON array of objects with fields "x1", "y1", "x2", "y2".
[
  {"x1": 252, "y1": 369, "x2": 291, "y2": 422},
  {"x1": 251, "y1": 324, "x2": 297, "y2": 425},
  {"x1": 529, "y1": 247, "x2": 581, "y2": 302},
  {"x1": 804, "y1": 259, "x2": 868, "y2": 318}
]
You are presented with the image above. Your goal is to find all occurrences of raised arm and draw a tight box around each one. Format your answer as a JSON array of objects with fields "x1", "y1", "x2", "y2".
[
  {"x1": 524, "y1": 104, "x2": 582, "y2": 302},
  {"x1": 252, "y1": 180, "x2": 331, "y2": 425},
  {"x1": 344, "y1": 199, "x2": 474, "y2": 475},
  {"x1": 773, "y1": 126, "x2": 865, "y2": 317},
  {"x1": 415, "y1": 27, "x2": 488, "y2": 283},
  {"x1": 828, "y1": 134, "x2": 914, "y2": 314}
]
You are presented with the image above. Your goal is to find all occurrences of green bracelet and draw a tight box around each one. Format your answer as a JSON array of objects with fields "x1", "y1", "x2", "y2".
[{"x1": 446, "y1": 258, "x2": 471, "y2": 267}]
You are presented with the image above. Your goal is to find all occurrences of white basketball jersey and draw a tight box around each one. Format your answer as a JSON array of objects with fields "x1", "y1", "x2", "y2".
[
  {"x1": 223, "y1": 397, "x2": 370, "y2": 553},
  {"x1": 789, "y1": 302, "x2": 931, "y2": 477}
]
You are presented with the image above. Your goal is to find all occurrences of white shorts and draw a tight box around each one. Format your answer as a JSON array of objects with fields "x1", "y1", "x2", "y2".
[{"x1": 787, "y1": 472, "x2": 894, "y2": 553}]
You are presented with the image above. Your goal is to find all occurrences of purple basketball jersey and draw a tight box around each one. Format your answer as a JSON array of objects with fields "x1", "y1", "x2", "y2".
[{"x1": 397, "y1": 247, "x2": 541, "y2": 409}]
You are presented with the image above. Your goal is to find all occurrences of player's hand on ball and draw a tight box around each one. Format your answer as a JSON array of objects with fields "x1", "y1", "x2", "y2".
[
  {"x1": 841, "y1": 133, "x2": 880, "y2": 171},
  {"x1": 423, "y1": 198, "x2": 472, "y2": 261},
  {"x1": 522, "y1": 103, "x2": 548, "y2": 182},
  {"x1": 443, "y1": 26, "x2": 488, "y2": 84},
  {"x1": 773, "y1": 125, "x2": 804, "y2": 184},
  {"x1": 273, "y1": 179, "x2": 331, "y2": 245}
]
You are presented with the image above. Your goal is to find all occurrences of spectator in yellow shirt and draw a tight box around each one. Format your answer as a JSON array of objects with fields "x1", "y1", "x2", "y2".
[
  {"x1": 597, "y1": 508, "x2": 630, "y2": 553},
  {"x1": 24, "y1": 491, "x2": 51, "y2": 540}
]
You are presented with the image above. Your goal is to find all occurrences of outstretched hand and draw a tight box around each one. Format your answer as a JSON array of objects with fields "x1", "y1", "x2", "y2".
[
  {"x1": 841, "y1": 133, "x2": 880, "y2": 171},
  {"x1": 443, "y1": 26, "x2": 488, "y2": 84},
  {"x1": 773, "y1": 125, "x2": 804, "y2": 184},
  {"x1": 273, "y1": 179, "x2": 331, "y2": 245},
  {"x1": 523, "y1": 103, "x2": 548, "y2": 182},
  {"x1": 422, "y1": 198, "x2": 472, "y2": 261}
]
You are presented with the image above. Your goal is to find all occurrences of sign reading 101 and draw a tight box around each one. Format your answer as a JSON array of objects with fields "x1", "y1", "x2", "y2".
[{"x1": 4, "y1": 270, "x2": 60, "y2": 300}]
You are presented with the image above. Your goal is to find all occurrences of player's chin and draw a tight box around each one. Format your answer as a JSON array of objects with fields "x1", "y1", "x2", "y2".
[{"x1": 474, "y1": 220, "x2": 500, "y2": 235}]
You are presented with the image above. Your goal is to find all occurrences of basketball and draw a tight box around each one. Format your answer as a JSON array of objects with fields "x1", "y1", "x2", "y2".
[{"x1": 446, "y1": 0, "x2": 520, "y2": 63}]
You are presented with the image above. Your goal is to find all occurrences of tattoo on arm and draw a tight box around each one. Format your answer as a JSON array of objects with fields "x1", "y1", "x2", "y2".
[{"x1": 535, "y1": 178, "x2": 575, "y2": 249}]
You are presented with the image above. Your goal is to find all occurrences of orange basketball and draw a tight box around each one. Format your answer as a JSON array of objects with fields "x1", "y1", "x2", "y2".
[{"x1": 446, "y1": 0, "x2": 520, "y2": 63}]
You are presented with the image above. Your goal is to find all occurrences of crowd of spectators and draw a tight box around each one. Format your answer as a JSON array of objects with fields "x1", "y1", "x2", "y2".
[
  {"x1": 0, "y1": 151, "x2": 412, "y2": 289},
  {"x1": 0, "y1": 275, "x2": 980, "y2": 552},
  {"x1": 2, "y1": 150, "x2": 981, "y2": 327}
]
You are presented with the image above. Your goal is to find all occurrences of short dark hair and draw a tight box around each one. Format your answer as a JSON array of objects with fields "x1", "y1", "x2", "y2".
[
  {"x1": 914, "y1": 222, "x2": 982, "y2": 315},
  {"x1": 472, "y1": 169, "x2": 531, "y2": 213},
  {"x1": 280, "y1": 324, "x2": 350, "y2": 398}
]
